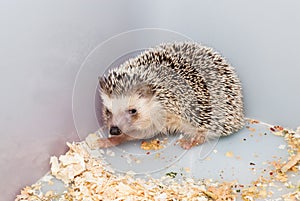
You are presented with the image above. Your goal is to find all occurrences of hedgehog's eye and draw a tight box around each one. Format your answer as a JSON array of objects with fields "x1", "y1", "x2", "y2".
[{"x1": 128, "y1": 109, "x2": 137, "y2": 115}]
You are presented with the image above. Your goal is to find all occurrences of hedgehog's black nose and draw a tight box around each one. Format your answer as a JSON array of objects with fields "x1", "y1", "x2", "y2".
[{"x1": 110, "y1": 126, "x2": 122, "y2": 135}]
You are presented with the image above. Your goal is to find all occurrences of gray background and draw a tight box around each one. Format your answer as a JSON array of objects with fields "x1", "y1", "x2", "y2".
[{"x1": 0, "y1": 1, "x2": 299, "y2": 200}]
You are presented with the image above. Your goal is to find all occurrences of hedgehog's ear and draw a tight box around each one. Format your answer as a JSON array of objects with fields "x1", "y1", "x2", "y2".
[
  {"x1": 98, "y1": 76, "x2": 109, "y2": 96},
  {"x1": 136, "y1": 84, "x2": 155, "y2": 98},
  {"x1": 98, "y1": 76, "x2": 106, "y2": 92}
]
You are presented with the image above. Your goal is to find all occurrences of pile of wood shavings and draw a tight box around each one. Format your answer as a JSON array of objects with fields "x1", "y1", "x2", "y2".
[
  {"x1": 16, "y1": 141, "x2": 237, "y2": 201},
  {"x1": 16, "y1": 183, "x2": 61, "y2": 201},
  {"x1": 241, "y1": 122, "x2": 300, "y2": 201}
]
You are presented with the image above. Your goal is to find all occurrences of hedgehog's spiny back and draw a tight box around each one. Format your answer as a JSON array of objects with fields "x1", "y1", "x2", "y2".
[
  {"x1": 102, "y1": 42, "x2": 244, "y2": 136},
  {"x1": 159, "y1": 42, "x2": 244, "y2": 135}
]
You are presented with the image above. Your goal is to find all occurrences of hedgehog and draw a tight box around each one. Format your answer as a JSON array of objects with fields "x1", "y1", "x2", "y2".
[{"x1": 97, "y1": 42, "x2": 245, "y2": 149}]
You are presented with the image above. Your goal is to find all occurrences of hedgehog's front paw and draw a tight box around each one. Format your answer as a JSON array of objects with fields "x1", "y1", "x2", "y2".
[
  {"x1": 178, "y1": 139, "x2": 193, "y2": 150},
  {"x1": 97, "y1": 137, "x2": 124, "y2": 148},
  {"x1": 178, "y1": 139, "x2": 199, "y2": 150},
  {"x1": 178, "y1": 136, "x2": 205, "y2": 150},
  {"x1": 97, "y1": 138, "x2": 114, "y2": 148}
]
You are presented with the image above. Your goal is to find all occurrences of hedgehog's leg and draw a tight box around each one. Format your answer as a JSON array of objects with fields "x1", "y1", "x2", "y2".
[
  {"x1": 178, "y1": 125, "x2": 207, "y2": 150},
  {"x1": 97, "y1": 134, "x2": 134, "y2": 148}
]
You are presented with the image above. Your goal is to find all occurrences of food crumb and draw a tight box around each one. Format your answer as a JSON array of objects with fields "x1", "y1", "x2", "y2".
[
  {"x1": 246, "y1": 126, "x2": 256, "y2": 132},
  {"x1": 225, "y1": 151, "x2": 234, "y2": 158},
  {"x1": 140, "y1": 138, "x2": 167, "y2": 150},
  {"x1": 236, "y1": 156, "x2": 242, "y2": 160},
  {"x1": 184, "y1": 167, "x2": 191, "y2": 173}
]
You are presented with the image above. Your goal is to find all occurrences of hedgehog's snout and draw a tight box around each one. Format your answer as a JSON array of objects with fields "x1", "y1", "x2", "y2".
[{"x1": 110, "y1": 126, "x2": 122, "y2": 135}]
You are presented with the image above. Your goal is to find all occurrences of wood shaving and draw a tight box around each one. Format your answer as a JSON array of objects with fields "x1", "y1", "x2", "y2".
[
  {"x1": 281, "y1": 152, "x2": 300, "y2": 173},
  {"x1": 206, "y1": 181, "x2": 237, "y2": 201}
]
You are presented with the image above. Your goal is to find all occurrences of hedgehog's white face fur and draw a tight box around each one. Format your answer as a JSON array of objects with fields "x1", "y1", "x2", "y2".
[{"x1": 100, "y1": 85, "x2": 166, "y2": 140}]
